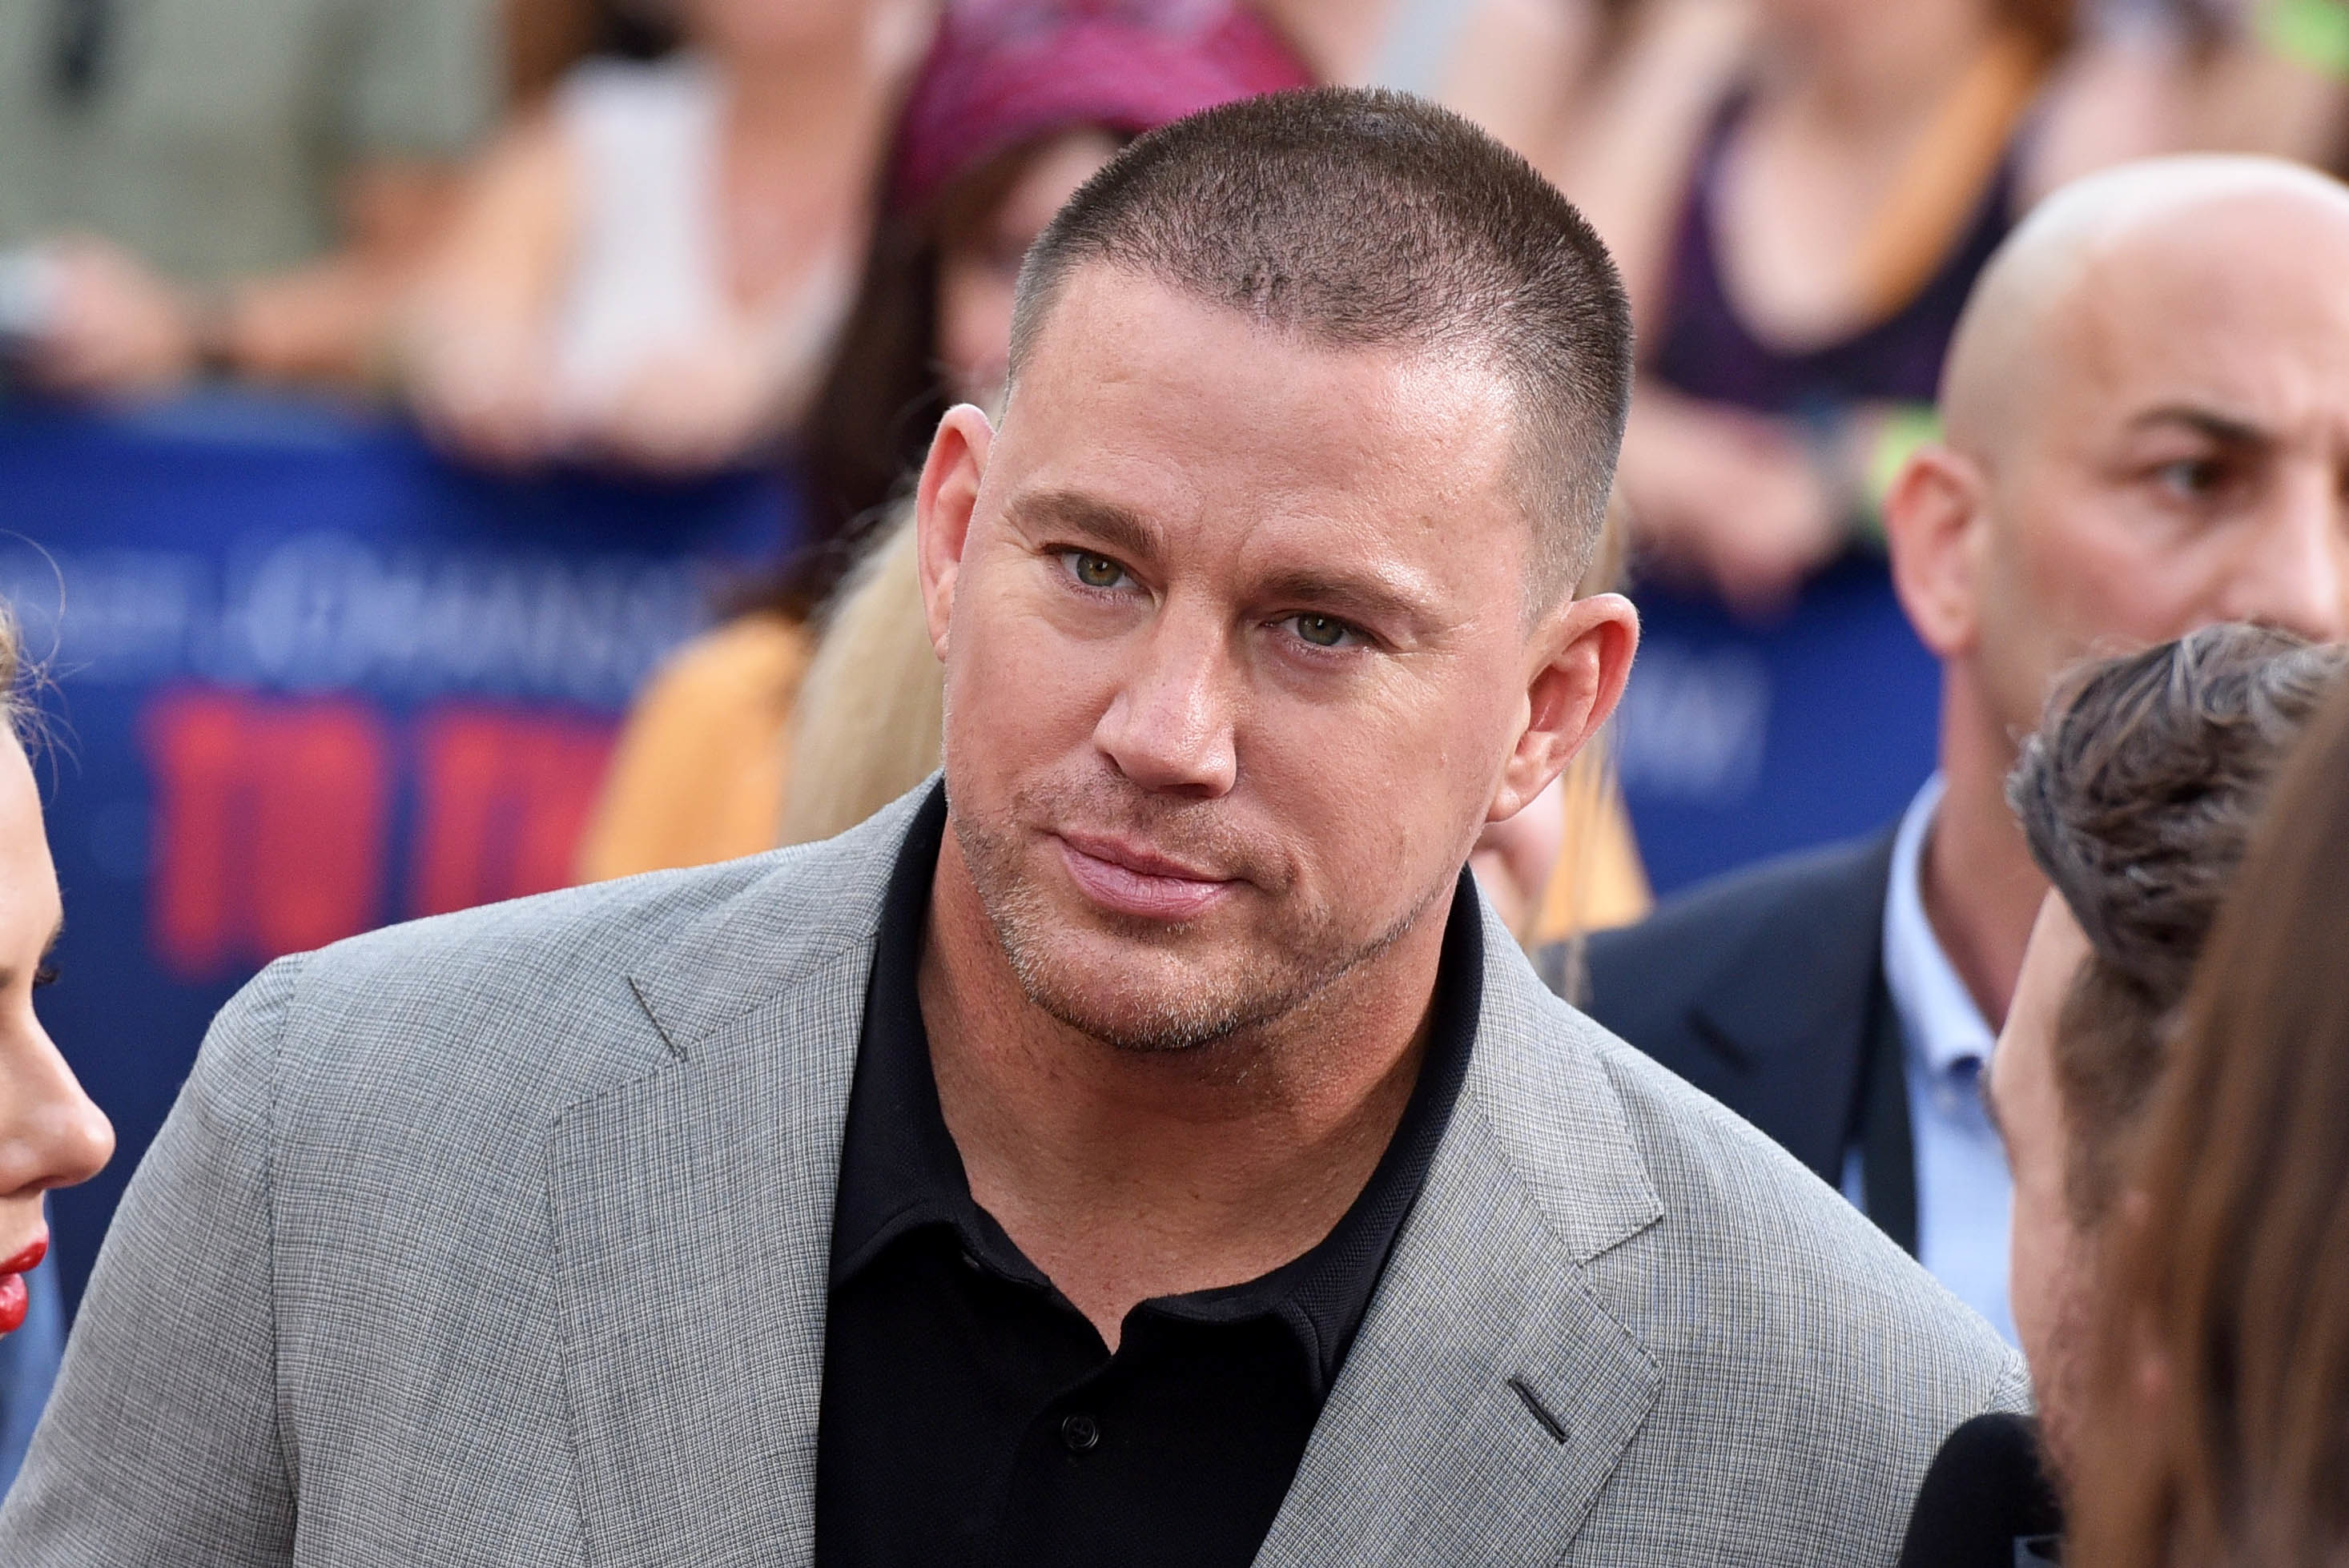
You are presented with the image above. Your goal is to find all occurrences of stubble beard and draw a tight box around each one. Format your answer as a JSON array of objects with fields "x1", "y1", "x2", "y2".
[
  {"x1": 2033, "y1": 1258, "x2": 2101, "y2": 1500},
  {"x1": 948, "y1": 784, "x2": 1445, "y2": 1055}
]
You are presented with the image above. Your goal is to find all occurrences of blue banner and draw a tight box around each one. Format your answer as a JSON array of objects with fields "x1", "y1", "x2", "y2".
[
  {"x1": 1618, "y1": 557, "x2": 1941, "y2": 896},
  {"x1": 0, "y1": 393, "x2": 791, "y2": 1312}
]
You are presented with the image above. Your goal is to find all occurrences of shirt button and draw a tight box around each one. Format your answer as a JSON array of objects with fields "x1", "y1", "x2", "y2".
[{"x1": 1060, "y1": 1413, "x2": 1100, "y2": 1453}]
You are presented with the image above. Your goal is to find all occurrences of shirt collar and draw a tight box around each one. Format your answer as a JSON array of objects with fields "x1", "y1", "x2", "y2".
[
  {"x1": 828, "y1": 781, "x2": 1483, "y2": 1395},
  {"x1": 1881, "y1": 774, "x2": 1996, "y2": 1082}
]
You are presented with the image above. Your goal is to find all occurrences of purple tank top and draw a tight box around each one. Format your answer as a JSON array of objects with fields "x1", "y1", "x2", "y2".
[{"x1": 1653, "y1": 93, "x2": 2022, "y2": 413}]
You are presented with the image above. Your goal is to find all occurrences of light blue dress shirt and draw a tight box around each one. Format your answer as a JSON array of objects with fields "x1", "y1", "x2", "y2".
[{"x1": 1848, "y1": 775, "x2": 2017, "y2": 1345}]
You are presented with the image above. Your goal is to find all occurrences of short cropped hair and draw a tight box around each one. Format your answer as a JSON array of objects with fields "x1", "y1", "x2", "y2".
[
  {"x1": 2006, "y1": 623, "x2": 2349, "y2": 1224},
  {"x1": 1008, "y1": 86, "x2": 1633, "y2": 599}
]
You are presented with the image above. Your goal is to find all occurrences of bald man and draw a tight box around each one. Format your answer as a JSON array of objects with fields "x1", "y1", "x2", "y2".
[{"x1": 1557, "y1": 155, "x2": 2349, "y2": 1343}]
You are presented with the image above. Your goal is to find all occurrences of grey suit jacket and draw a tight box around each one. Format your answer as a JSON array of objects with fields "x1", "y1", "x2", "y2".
[{"x1": 1, "y1": 789, "x2": 2024, "y2": 1566}]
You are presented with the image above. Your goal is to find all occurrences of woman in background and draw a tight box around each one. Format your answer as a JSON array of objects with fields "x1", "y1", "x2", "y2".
[
  {"x1": 1571, "y1": 0, "x2": 2097, "y2": 614},
  {"x1": 403, "y1": 0, "x2": 931, "y2": 474},
  {"x1": 2065, "y1": 677, "x2": 2349, "y2": 1568},
  {"x1": 1253, "y1": 0, "x2": 1604, "y2": 167},
  {"x1": 0, "y1": 605, "x2": 118, "y2": 1488},
  {"x1": 574, "y1": 0, "x2": 1312, "y2": 876}
]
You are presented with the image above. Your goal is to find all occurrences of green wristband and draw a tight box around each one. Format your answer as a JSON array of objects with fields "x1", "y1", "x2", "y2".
[{"x1": 1854, "y1": 403, "x2": 1944, "y2": 546}]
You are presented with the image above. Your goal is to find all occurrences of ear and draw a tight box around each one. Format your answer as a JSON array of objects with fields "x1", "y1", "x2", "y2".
[
  {"x1": 914, "y1": 404, "x2": 995, "y2": 661},
  {"x1": 1489, "y1": 591, "x2": 1639, "y2": 823},
  {"x1": 1884, "y1": 443, "x2": 1990, "y2": 660}
]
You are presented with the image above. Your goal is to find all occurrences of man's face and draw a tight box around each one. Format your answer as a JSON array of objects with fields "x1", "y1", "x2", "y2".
[
  {"x1": 1989, "y1": 893, "x2": 2098, "y2": 1483},
  {"x1": 917, "y1": 266, "x2": 1625, "y2": 1051},
  {"x1": 1971, "y1": 196, "x2": 2349, "y2": 742}
]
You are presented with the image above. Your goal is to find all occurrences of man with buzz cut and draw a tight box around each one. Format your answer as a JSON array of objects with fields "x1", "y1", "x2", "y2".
[{"x1": 2, "y1": 89, "x2": 2017, "y2": 1566}]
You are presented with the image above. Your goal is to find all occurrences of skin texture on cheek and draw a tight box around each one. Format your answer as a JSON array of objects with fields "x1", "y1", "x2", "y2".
[
  {"x1": 1997, "y1": 896, "x2": 2096, "y2": 1482},
  {"x1": 937, "y1": 554, "x2": 1481, "y2": 1053}
]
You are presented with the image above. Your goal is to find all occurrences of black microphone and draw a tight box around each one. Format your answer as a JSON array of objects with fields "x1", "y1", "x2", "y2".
[{"x1": 1896, "y1": 1411, "x2": 2065, "y2": 1568}]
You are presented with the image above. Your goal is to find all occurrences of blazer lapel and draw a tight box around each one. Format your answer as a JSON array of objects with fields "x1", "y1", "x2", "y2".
[
  {"x1": 544, "y1": 801, "x2": 914, "y2": 1568},
  {"x1": 1256, "y1": 907, "x2": 1666, "y2": 1566}
]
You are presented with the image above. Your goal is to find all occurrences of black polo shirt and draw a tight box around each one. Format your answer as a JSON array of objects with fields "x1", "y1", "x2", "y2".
[{"x1": 812, "y1": 786, "x2": 1482, "y2": 1568}]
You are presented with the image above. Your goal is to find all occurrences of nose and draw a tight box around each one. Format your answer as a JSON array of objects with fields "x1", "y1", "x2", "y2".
[
  {"x1": 0, "y1": 1023, "x2": 113, "y2": 1201},
  {"x1": 2222, "y1": 471, "x2": 2349, "y2": 641},
  {"x1": 1091, "y1": 598, "x2": 1238, "y2": 798}
]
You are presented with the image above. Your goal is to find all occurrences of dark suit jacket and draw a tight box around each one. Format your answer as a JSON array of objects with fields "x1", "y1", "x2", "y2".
[{"x1": 1544, "y1": 828, "x2": 1919, "y2": 1250}]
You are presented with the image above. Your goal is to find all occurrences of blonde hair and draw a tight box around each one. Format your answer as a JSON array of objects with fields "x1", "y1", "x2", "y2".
[
  {"x1": 778, "y1": 506, "x2": 944, "y2": 846},
  {"x1": 0, "y1": 598, "x2": 31, "y2": 744},
  {"x1": 0, "y1": 601, "x2": 19, "y2": 719}
]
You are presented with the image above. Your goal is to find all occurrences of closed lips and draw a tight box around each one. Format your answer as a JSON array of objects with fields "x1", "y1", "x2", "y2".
[{"x1": 1058, "y1": 836, "x2": 1237, "y2": 919}]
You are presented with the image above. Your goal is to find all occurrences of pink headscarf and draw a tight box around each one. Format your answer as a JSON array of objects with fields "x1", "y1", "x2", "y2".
[{"x1": 888, "y1": 0, "x2": 1316, "y2": 215}]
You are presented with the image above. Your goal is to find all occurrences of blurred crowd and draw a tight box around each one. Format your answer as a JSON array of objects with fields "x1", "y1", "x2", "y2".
[
  {"x1": 4, "y1": 1, "x2": 2346, "y2": 549},
  {"x1": 4, "y1": 0, "x2": 2349, "y2": 1561},
  {"x1": 14, "y1": 0, "x2": 2349, "y2": 924}
]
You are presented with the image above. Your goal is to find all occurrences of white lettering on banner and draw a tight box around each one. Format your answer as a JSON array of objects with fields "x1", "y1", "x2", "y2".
[
  {"x1": 0, "y1": 534, "x2": 713, "y2": 708},
  {"x1": 1613, "y1": 643, "x2": 1772, "y2": 804}
]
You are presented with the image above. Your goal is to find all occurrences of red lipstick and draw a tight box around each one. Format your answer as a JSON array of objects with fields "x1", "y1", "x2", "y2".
[
  {"x1": 0, "y1": 1234, "x2": 48, "y2": 1336},
  {"x1": 1058, "y1": 834, "x2": 1236, "y2": 921}
]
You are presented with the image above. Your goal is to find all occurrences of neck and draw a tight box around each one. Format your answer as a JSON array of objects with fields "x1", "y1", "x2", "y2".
[
  {"x1": 919, "y1": 827, "x2": 1445, "y2": 1348},
  {"x1": 719, "y1": 24, "x2": 900, "y2": 145},
  {"x1": 1768, "y1": 0, "x2": 1995, "y2": 129},
  {"x1": 1255, "y1": 0, "x2": 1394, "y2": 84},
  {"x1": 1921, "y1": 663, "x2": 2047, "y2": 1031}
]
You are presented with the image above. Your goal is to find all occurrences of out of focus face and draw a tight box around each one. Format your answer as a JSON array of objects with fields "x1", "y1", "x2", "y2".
[
  {"x1": 0, "y1": 736, "x2": 112, "y2": 1333},
  {"x1": 917, "y1": 265, "x2": 1627, "y2": 1051},
  {"x1": 1970, "y1": 195, "x2": 2349, "y2": 745},
  {"x1": 1752, "y1": 0, "x2": 1886, "y2": 32},
  {"x1": 936, "y1": 131, "x2": 1123, "y2": 410},
  {"x1": 1989, "y1": 893, "x2": 2097, "y2": 1483}
]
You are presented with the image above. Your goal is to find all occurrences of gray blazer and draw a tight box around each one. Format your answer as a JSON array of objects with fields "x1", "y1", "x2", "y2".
[{"x1": 1, "y1": 789, "x2": 2023, "y2": 1566}]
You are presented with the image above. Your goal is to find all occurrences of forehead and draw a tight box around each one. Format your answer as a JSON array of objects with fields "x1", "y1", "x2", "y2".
[
  {"x1": 997, "y1": 265, "x2": 1527, "y2": 574},
  {"x1": 2045, "y1": 200, "x2": 2349, "y2": 444}
]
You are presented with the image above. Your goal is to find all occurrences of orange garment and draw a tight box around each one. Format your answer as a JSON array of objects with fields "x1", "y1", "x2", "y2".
[
  {"x1": 574, "y1": 610, "x2": 1652, "y2": 939},
  {"x1": 573, "y1": 612, "x2": 813, "y2": 883}
]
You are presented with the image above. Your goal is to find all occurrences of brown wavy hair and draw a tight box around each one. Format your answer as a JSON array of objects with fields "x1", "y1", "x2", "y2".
[
  {"x1": 2068, "y1": 676, "x2": 2349, "y2": 1568},
  {"x1": 2006, "y1": 624, "x2": 2349, "y2": 1224}
]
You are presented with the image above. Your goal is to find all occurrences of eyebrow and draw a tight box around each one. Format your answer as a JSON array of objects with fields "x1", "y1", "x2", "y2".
[
  {"x1": 2124, "y1": 404, "x2": 2269, "y2": 447},
  {"x1": 1008, "y1": 486, "x2": 1448, "y2": 632},
  {"x1": 1007, "y1": 488, "x2": 1164, "y2": 565},
  {"x1": 1249, "y1": 564, "x2": 1446, "y2": 632}
]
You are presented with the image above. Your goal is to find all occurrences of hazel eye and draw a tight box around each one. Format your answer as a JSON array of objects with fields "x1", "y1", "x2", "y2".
[
  {"x1": 1283, "y1": 613, "x2": 1363, "y2": 649},
  {"x1": 1065, "y1": 552, "x2": 1128, "y2": 589},
  {"x1": 1294, "y1": 614, "x2": 1347, "y2": 647}
]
